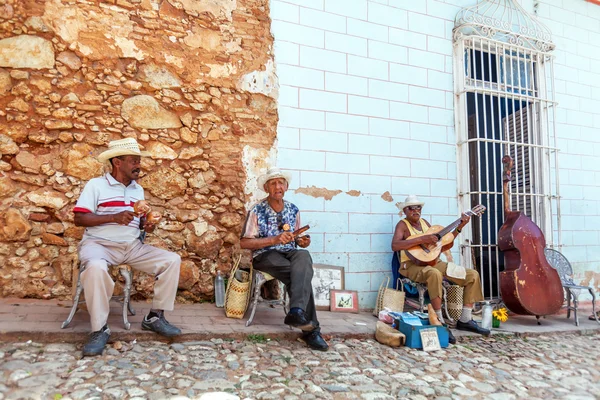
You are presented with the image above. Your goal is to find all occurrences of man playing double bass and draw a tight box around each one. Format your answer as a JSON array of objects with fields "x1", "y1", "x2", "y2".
[{"x1": 391, "y1": 195, "x2": 490, "y2": 344}]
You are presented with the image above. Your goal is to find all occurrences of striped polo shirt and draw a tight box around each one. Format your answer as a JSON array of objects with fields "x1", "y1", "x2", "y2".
[{"x1": 74, "y1": 173, "x2": 144, "y2": 243}]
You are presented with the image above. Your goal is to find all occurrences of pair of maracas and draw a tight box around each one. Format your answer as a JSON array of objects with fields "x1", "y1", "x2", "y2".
[{"x1": 133, "y1": 200, "x2": 162, "y2": 226}]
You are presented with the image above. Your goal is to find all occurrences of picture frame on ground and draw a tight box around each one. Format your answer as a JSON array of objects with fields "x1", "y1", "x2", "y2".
[
  {"x1": 330, "y1": 290, "x2": 359, "y2": 313},
  {"x1": 311, "y1": 264, "x2": 345, "y2": 311}
]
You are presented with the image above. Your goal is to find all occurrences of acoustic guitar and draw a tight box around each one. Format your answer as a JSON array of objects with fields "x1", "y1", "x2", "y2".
[{"x1": 405, "y1": 205, "x2": 486, "y2": 266}]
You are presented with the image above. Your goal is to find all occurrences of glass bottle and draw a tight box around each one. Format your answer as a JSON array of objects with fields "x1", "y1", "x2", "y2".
[
  {"x1": 215, "y1": 271, "x2": 225, "y2": 308},
  {"x1": 481, "y1": 301, "x2": 493, "y2": 330}
]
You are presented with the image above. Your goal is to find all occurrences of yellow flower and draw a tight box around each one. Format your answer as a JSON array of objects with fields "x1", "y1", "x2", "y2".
[{"x1": 493, "y1": 307, "x2": 509, "y2": 322}]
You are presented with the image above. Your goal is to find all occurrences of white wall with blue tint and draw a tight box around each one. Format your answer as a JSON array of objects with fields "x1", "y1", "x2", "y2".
[{"x1": 270, "y1": 0, "x2": 600, "y2": 306}]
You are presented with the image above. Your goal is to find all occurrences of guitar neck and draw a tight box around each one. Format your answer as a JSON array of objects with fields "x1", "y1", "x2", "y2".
[{"x1": 437, "y1": 212, "x2": 473, "y2": 237}]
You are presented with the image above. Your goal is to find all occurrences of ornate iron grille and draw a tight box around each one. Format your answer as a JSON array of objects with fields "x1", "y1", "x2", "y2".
[{"x1": 453, "y1": 0, "x2": 561, "y2": 300}]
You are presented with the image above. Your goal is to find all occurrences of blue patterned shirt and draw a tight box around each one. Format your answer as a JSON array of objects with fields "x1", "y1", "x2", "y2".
[{"x1": 242, "y1": 199, "x2": 301, "y2": 258}]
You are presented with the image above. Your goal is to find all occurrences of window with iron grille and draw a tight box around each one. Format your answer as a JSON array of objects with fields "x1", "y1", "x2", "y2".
[{"x1": 453, "y1": 0, "x2": 561, "y2": 300}]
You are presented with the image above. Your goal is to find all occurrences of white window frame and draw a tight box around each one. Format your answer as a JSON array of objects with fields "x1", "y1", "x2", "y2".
[{"x1": 453, "y1": 0, "x2": 561, "y2": 300}]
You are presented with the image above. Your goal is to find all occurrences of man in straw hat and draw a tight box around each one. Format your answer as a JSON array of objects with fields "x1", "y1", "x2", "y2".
[
  {"x1": 391, "y1": 195, "x2": 490, "y2": 343},
  {"x1": 240, "y1": 167, "x2": 328, "y2": 351},
  {"x1": 73, "y1": 138, "x2": 182, "y2": 356}
]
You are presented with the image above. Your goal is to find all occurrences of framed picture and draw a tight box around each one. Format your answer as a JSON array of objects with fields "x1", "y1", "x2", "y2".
[
  {"x1": 311, "y1": 264, "x2": 345, "y2": 311},
  {"x1": 330, "y1": 290, "x2": 359, "y2": 313}
]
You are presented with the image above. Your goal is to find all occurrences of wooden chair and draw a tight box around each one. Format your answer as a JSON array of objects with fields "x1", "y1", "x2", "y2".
[
  {"x1": 61, "y1": 263, "x2": 136, "y2": 330},
  {"x1": 400, "y1": 278, "x2": 453, "y2": 322},
  {"x1": 245, "y1": 269, "x2": 289, "y2": 327},
  {"x1": 544, "y1": 248, "x2": 599, "y2": 326}
]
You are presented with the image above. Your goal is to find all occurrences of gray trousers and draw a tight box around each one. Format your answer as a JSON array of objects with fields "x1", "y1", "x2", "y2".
[{"x1": 252, "y1": 249, "x2": 320, "y2": 331}]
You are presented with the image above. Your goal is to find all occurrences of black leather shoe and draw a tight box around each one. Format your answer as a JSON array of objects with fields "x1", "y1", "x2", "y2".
[
  {"x1": 284, "y1": 309, "x2": 314, "y2": 330},
  {"x1": 456, "y1": 319, "x2": 491, "y2": 336},
  {"x1": 82, "y1": 325, "x2": 110, "y2": 357},
  {"x1": 446, "y1": 326, "x2": 456, "y2": 345},
  {"x1": 142, "y1": 314, "x2": 182, "y2": 337},
  {"x1": 300, "y1": 330, "x2": 328, "y2": 351}
]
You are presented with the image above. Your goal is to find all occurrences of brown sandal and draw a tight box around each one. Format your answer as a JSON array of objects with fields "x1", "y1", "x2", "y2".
[{"x1": 588, "y1": 311, "x2": 600, "y2": 321}]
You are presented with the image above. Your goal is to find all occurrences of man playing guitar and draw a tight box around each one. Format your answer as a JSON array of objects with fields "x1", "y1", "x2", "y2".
[{"x1": 391, "y1": 195, "x2": 490, "y2": 343}]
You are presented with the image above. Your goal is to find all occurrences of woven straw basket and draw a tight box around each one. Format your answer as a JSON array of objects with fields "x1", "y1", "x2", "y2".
[
  {"x1": 446, "y1": 285, "x2": 464, "y2": 321},
  {"x1": 373, "y1": 277, "x2": 405, "y2": 316},
  {"x1": 224, "y1": 255, "x2": 252, "y2": 319}
]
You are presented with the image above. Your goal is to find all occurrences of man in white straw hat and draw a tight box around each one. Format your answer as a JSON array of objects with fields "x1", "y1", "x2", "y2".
[
  {"x1": 391, "y1": 195, "x2": 490, "y2": 343},
  {"x1": 73, "y1": 138, "x2": 182, "y2": 356},
  {"x1": 240, "y1": 167, "x2": 328, "y2": 351}
]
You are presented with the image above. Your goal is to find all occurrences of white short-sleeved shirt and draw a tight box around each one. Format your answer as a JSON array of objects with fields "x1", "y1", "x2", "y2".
[{"x1": 74, "y1": 173, "x2": 144, "y2": 243}]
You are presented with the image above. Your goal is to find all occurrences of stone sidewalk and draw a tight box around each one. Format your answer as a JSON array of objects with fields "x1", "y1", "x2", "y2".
[
  {"x1": 0, "y1": 298, "x2": 599, "y2": 343},
  {"x1": 2, "y1": 331, "x2": 600, "y2": 400}
]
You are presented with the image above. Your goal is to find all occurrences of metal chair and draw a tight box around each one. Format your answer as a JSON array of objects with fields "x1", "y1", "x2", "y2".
[
  {"x1": 245, "y1": 269, "x2": 289, "y2": 327},
  {"x1": 545, "y1": 248, "x2": 600, "y2": 326},
  {"x1": 61, "y1": 263, "x2": 136, "y2": 330},
  {"x1": 400, "y1": 278, "x2": 453, "y2": 322}
]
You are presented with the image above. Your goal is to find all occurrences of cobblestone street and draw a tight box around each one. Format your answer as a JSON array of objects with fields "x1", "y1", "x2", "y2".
[{"x1": 1, "y1": 332, "x2": 599, "y2": 400}]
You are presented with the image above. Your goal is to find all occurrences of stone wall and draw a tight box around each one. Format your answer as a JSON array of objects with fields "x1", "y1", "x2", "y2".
[{"x1": 0, "y1": 0, "x2": 277, "y2": 302}]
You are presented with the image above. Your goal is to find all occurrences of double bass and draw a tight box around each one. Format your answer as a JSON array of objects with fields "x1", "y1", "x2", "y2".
[{"x1": 498, "y1": 155, "x2": 563, "y2": 318}]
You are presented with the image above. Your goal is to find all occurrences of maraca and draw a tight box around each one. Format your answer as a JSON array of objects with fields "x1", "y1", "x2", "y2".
[
  {"x1": 146, "y1": 210, "x2": 162, "y2": 225},
  {"x1": 134, "y1": 200, "x2": 151, "y2": 216}
]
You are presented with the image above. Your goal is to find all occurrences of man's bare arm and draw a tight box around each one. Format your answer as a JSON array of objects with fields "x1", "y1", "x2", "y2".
[
  {"x1": 240, "y1": 232, "x2": 295, "y2": 251},
  {"x1": 74, "y1": 211, "x2": 135, "y2": 227},
  {"x1": 391, "y1": 220, "x2": 438, "y2": 252}
]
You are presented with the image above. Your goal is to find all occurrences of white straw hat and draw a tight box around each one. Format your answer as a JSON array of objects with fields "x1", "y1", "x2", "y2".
[
  {"x1": 396, "y1": 195, "x2": 425, "y2": 211},
  {"x1": 257, "y1": 167, "x2": 292, "y2": 190},
  {"x1": 98, "y1": 138, "x2": 150, "y2": 162}
]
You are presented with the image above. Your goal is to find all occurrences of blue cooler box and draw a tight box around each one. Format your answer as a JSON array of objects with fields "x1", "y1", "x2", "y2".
[{"x1": 396, "y1": 318, "x2": 449, "y2": 349}]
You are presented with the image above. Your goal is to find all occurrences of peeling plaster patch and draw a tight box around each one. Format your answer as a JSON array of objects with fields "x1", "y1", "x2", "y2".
[
  {"x1": 168, "y1": 0, "x2": 237, "y2": 21},
  {"x1": 207, "y1": 63, "x2": 237, "y2": 78},
  {"x1": 113, "y1": 36, "x2": 145, "y2": 60},
  {"x1": 295, "y1": 186, "x2": 342, "y2": 201},
  {"x1": 138, "y1": 64, "x2": 182, "y2": 89},
  {"x1": 43, "y1": 1, "x2": 84, "y2": 43},
  {"x1": 0, "y1": 35, "x2": 55, "y2": 69},
  {"x1": 242, "y1": 145, "x2": 276, "y2": 208},
  {"x1": 581, "y1": 270, "x2": 600, "y2": 291},
  {"x1": 238, "y1": 59, "x2": 278, "y2": 98},
  {"x1": 381, "y1": 191, "x2": 393, "y2": 202},
  {"x1": 346, "y1": 190, "x2": 361, "y2": 197},
  {"x1": 183, "y1": 26, "x2": 221, "y2": 51},
  {"x1": 164, "y1": 54, "x2": 184, "y2": 68},
  {"x1": 43, "y1": 0, "x2": 142, "y2": 61},
  {"x1": 395, "y1": 202, "x2": 404, "y2": 215}
]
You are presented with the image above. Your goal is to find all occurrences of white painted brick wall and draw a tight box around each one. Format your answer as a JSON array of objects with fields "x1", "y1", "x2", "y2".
[
  {"x1": 326, "y1": 72, "x2": 368, "y2": 95},
  {"x1": 300, "y1": 46, "x2": 346, "y2": 73},
  {"x1": 269, "y1": 0, "x2": 600, "y2": 307}
]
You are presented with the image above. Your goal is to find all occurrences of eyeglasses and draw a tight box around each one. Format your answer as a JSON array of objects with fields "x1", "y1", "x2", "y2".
[{"x1": 407, "y1": 205, "x2": 422, "y2": 211}]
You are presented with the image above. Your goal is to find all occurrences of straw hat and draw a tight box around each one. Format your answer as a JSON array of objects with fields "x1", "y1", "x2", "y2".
[
  {"x1": 397, "y1": 195, "x2": 425, "y2": 211},
  {"x1": 98, "y1": 138, "x2": 150, "y2": 163},
  {"x1": 257, "y1": 167, "x2": 292, "y2": 190}
]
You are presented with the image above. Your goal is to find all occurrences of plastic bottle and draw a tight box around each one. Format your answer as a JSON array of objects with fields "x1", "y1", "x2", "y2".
[
  {"x1": 215, "y1": 271, "x2": 225, "y2": 308},
  {"x1": 481, "y1": 301, "x2": 493, "y2": 330}
]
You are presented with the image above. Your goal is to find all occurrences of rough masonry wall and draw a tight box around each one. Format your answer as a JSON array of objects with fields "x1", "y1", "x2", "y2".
[{"x1": 0, "y1": 0, "x2": 277, "y2": 302}]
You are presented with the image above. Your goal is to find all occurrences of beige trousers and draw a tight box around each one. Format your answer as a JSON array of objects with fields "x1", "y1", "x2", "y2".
[
  {"x1": 78, "y1": 236, "x2": 181, "y2": 331},
  {"x1": 399, "y1": 260, "x2": 484, "y2": 305}
]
